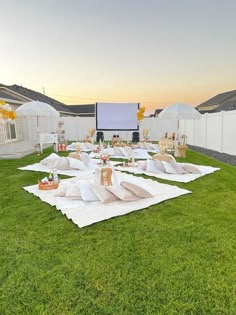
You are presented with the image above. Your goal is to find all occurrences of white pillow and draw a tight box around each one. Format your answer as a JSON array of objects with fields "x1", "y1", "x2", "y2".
[
  {"x1": 90, "y1": 183, "x2": 118, "y2": 203},
  {"x1": 54, "y1": 184, "x2": 67, "y2": 197},
  {"x1": 80, "y1": 152, "x2": 91, "y2": 167},
  {"x1": 41, "y1": 153, "x2": 60, "y2": 165},
  {"x1": 78, "y1": 180, "x2": 99, "y2": 201},
  {"x1": 106, "y1": 185, "x2": 140, "y2": 201},
  {"x1": 65, "y1": 183, "x2": 82, "y2": 199},
  {"x1": 51, "y1": 157, "x2": 70, "y2": 170},
  {"x1": 162, "y1": 161, "x2": 178, "y2": 174},
  {"x1": 146, "y1": 160, "x2": 162, "y2": 173},
  {"x1": 67, "y1": 157, "x2": 88, "y2": 170}
]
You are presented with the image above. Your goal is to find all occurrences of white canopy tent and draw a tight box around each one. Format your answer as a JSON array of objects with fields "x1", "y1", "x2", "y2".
[{"x1": 16, "y1": 101, "x2": 59, "y2": 143}]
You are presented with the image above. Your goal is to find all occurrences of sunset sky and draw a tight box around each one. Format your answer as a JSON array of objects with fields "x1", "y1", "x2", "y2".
[{"x1": 2, "y1": 0, "x2": 236, "y2": 113}]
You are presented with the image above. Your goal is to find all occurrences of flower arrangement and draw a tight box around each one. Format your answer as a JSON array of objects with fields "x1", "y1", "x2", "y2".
[
  {"x1": 100, "y1": 155, "x2": 109, "y2": 166},
  {"x1": 0, "y1": 100, "x2": 16, "y2": 122}
]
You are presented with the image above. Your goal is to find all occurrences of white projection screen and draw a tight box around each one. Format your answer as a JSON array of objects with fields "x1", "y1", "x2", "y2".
[{"x1": 96, "y1": 102, "x2": 139, "y2": 130}]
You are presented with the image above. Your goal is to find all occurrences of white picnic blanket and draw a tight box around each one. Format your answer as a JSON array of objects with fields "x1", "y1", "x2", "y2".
[
  {"x1": 23, "y1": 172, "x2": 191, "y2": 228},
  {"x1": 18, "y1": 160, "x2": 120, "y2": 177},
  {"x1": 115, "y1": 163, "x2": 220, "y2": 183}
]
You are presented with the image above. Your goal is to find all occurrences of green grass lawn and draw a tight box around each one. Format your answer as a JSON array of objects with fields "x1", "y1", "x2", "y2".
[{"x1": 0, "y1": 148, "x2": 235, "y2": 315}]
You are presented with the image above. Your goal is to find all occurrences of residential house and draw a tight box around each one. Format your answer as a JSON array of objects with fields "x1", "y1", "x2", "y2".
[{"x1": 197, "y1": 90, "x2": 236, "y2": 113}]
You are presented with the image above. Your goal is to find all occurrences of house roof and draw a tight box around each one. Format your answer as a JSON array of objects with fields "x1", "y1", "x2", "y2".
[
  {"x1": 197, "y1": 90, "x2": 236, "y2": 108},
  {"x1": 214, "y1": 100, "x2": 236, "y2": 112},
  {"x1": 66, "y1": 104, "x2": 95, "y2": 117},
  {"x1": 0, "y1": 83, "x2": 74, "y2": 114}
]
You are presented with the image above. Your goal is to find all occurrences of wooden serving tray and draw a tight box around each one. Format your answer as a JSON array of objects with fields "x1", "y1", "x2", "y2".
[{"x1": 38, "y1": 181, "x2": 59, "y2": 190}]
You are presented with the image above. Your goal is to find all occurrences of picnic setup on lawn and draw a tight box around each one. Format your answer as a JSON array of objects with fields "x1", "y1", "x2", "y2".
[{"x1": 1, "y1": 101, "x2": 235, "y2": 315}]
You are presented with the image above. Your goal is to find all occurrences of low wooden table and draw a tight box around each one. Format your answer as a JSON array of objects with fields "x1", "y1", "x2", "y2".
[{"x1": 177, "y1": 145, "x2": 187, "y2": 158}]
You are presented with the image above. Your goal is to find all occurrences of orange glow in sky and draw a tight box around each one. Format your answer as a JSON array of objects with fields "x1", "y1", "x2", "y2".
[{"x1": 1, "y1": 1, "x2": 236, "y2": 114}]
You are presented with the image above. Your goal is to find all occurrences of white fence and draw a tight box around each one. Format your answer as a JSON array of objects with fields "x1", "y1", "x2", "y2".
[
  {"x1": 179, "y1": 110, "x2": 236, "y2": 156},
  {"x1": 61, "y1": 116, "x2": 177, "y2": 143}
]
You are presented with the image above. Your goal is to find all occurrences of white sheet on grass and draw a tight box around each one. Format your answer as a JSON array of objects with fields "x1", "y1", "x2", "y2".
[
  {"x1": 115, "y1": 164, "x2": 220, "y2": 183},
  {"x1": 23, "y1": 172, "x2": 191, "y2": 228},
  {"x1": 18, "y1": 160, "x2": 120, "y2": 177}
]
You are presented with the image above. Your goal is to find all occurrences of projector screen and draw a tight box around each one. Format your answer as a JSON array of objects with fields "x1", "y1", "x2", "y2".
[{"x1": 96, "y1": 102, "x2": 139, "y2": 130}]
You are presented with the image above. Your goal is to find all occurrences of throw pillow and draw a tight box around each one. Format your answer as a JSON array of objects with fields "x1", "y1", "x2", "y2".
[
  {"x1": 78, "y1": 180, "x2": 99, "y2": 201},
  {"x1": 106, "y1": 185, "x2": 140, "y2": 201},
  {"x1": 120, "y1": 181, "x2": 153, "y2": 198},
  {"x1": 182, "y1": 163, "x2": 201, "y2": 174},
  {"x1": 90, "y1": 183, "x2": 118, "y2": 203},
  {"x1": 65, "y1": 183, "x2": 82, "y2": 199}
]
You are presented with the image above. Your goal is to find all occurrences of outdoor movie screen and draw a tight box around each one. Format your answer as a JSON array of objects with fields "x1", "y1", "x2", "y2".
[{"x1": 96, "y1": 102, "x2": 139, "y2": 130}]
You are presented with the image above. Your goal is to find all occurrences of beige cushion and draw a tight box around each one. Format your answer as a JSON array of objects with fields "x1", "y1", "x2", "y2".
[
  {"x1": 120, "y1": 181, "x2": 153, "y2": 198},
  {"x1": 170, "y1": 161, "x2": 188, "y2": 174},
  {"x1": 90, "y1": 183, "x2": 118, "y2": 203},
  {"x1": 182, "y1": 163, "x2": 201, "y2": 174},
  {"x1": 65, "y1": 183, "x2": 82, "y2": 199},
  {"x1": 152, "y1": 153, "x2": 175, "y2": 163},
  {"x1": 51, "y1": 157, "x2": 70, "y2": 170},
  {"x1": 106, "y1": 185, "x2": 140, "y2": 201},
  {"x1": 68, "y1": 152, "x2": 81, "y2": 160}
]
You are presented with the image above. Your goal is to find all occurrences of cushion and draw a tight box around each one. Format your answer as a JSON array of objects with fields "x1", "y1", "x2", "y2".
[
  {"x1": 78, "y1": 180, "x2": 99, "y2": 201},
  {"x1": 182, "y1": 163, "x2": 201, "y2": 174},
  {"x1": 41, "y1": 153, "x2": 60, "y2": 165},
  {"x1": 106, "y1": 185, "x2": 140, "y2": 201},
  {"x1": 50, "y1": 156, "x2": 70, "y2": 170},
  {"x1": 90, "y1": 183, "x2": 118, "y2": 203},
  {"x1": 54, "y1": 184, "x2": 67, "y2": 197},
  {"x1": 68, "y1": 152, "x2": 81, "y2": 160},
  {"x1": 154, "y1": 160, "x2": 165, "y2": 173},
  {"x1": 170, "y1": 161, "x2": 188, "y2": 174},
  {"x1": 146, "y1": 160, "x2": 162, "y2": 173},
  {"x1": 65, "y1": 183, "x2": 82, "y2": 199},
  {"x1": 162, "y1": 161, "x2": 178, "y2": 174},
  {"x1": 120, "y1": 181, "x2": 153, "y2": 198},
  {"x1": 67, "y1": 157, "x2": 88, "y2": 170},
  {"x1": 152, "y1": 153, "x2": 175, "y2": 163},
  {"x1": 80, "y1": 152, "x2": 91, "y2": 167},
  {"x1": 137, "y1": 160, "x2": 147, "y2": 170}
]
